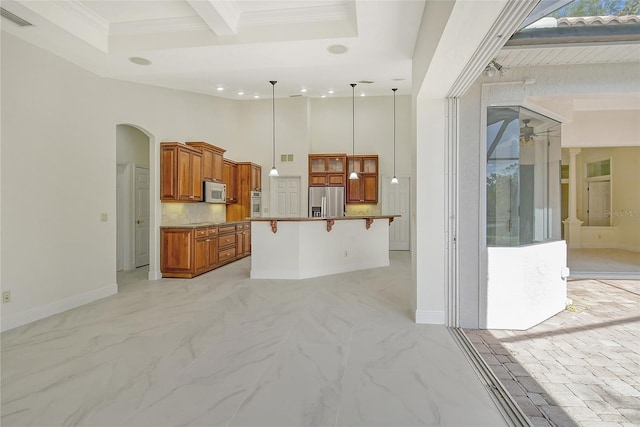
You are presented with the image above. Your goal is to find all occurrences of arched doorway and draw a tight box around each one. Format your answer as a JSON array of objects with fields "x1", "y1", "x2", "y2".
[{"x1": 116, "y1": 124, "x2": 152, "y2": 285}]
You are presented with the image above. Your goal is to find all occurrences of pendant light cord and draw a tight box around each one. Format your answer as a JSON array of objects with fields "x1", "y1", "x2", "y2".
[
  {"x1": 270, "y1": 81, "x2": 276, "y2": 168},
  {"x1": 351, "y1": 83, "x2": 356, "y2": 159},
  {"x1": 393, "y1": 88, "x2": 397, "y2": 177}
]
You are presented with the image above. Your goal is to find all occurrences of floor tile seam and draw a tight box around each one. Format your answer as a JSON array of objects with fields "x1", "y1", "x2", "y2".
[
  {"x1": 596, "y1": 280, "x2": 640, "y2": 298},
  {"x1": 222, "y1": 307, "x2": 308, "y2": 427},
  {"x1": 332, "y1": 329, "x2": 355, "y2": 427}
]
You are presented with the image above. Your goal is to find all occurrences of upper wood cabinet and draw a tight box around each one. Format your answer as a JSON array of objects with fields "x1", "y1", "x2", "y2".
[
  {"x1": 160, "y1": 142, "x2": 203, "y2": 202},
  {"x1": 238, "y1": 162, "x2": 262, "y2": 192},
  {"x1": 308, "y1": 154, "x2": 347, "y2": 187},
  {"x1": 346, "y1": 155, "x2": 378, "y2": 204},
  {"x1": 223, "y1": 159, "x2": 238, "y2": 203},
  {"x1": 185, "y1": 141, "x2": 225, "y2": 183}
]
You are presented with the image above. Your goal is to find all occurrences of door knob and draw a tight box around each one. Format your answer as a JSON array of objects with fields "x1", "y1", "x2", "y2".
[{"x1": 137, "y1": 220, "x2": 143, "y2": 224}]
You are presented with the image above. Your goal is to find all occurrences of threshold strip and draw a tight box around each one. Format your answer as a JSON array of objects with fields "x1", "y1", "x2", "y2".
[{"x1": 448, "y1": 328, "x2": 532, "y2": 427}]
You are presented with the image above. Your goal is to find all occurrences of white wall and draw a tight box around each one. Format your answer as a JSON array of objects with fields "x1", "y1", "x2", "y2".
[
  {"x1": 563, "y1": 110, "x2": 640, "y2": 148},
  {"x1": 1, "y1": 33, "x2": 240, "y2": 330}
]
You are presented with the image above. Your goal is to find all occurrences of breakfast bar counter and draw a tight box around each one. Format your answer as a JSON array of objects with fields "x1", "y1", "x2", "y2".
[{"x1": 248, "y1": 215, "x2": 398, "y2": 279}]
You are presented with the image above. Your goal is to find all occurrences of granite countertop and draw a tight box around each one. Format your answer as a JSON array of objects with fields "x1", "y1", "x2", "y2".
[
  {"x1": 160, "y1": 220, "x2": 250, "y2": 228},
  {"x1": 248, "y1": 215, "x2": 399, "y2": 222}
]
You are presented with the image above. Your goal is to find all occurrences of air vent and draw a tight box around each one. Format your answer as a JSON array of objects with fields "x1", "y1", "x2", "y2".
[
  {"x1": 1, "y1": 8, "x2": 33, "y2": 27},
  {"x1": 280, "y1": 154, "x2": 294, "y2": 162},
  {"x1": 357, "y1": 80, "x2": 375, "y2": 84},
  {"x1": 289, "y1": 94, "x2": 302, "y2": 98}
]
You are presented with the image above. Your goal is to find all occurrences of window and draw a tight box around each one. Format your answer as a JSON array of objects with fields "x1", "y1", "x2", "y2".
[
  {"x1": 486, "y1": 107, "x2": 562, "y2": 246},
  {"x1": 585, "y1": 158, "x2": 612, "y2": 226}
]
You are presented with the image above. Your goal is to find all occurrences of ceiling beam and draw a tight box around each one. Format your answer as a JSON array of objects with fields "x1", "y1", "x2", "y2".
[{"x1": 187, "y1": 0, "x2": 241, "y2": 36}]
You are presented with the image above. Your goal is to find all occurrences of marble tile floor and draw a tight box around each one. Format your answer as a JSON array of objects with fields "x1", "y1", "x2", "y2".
[
  {"x1": 1, "y1": 252, "x2": 509, "y2": 427},
  {"x1": 466, "y1": 279, "x2": 640, "y2": 427}
]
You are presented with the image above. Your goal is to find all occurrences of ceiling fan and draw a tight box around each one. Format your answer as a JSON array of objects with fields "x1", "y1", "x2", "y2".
[{"x1": 520, "y1": 119, "x2": 558, "y2": 145}]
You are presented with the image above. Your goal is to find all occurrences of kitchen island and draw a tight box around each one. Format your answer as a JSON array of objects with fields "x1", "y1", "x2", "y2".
[{"x1": 249, "y1": 216, "x2": 398, "y2": 279}]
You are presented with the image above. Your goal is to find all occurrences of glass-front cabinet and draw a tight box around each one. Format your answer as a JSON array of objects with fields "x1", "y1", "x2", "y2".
[
  {"x1": 309, "y1": 154, "x2": 347, "y2": 186},
  {"x1": 486, "y1": 106, "x2": 562, "y2": 246}
]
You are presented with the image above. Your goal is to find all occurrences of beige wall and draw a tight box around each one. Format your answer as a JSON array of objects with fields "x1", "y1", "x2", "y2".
[{"x1": 574, "y1": 146, "x2": 640, "y2": 251}]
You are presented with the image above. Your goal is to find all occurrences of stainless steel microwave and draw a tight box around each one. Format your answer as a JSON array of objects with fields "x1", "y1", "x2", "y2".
[{"x1": 204, "y1": 181, "x2": 226, "y2": 203}]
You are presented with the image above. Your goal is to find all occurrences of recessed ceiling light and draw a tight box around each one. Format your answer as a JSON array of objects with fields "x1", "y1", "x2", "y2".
[
  {"x1": 301, "y1": 88, "x2": 307, "y2": 93},
  {"x1": 321, "y1": 95, "x2": 326, "y2": 98},
  {"x1": 327, "y1": 44, "x2": 348, "y2": 54},
  {"x1": 360, "y1": 93, "x2": 366, "y2": 97},
  {"x1": 328, "y1": 90, "x2": 334, "y2": 94},
  {"x1": 238, "y1": 91, "x2": 244, "y2": 95},
  {"x1": 254, "y1": 95, "x2": 260, "y2": 99},
  {"x1": 216, "y1": 87, "x2": 224, "y2": 91},
  {"x1": 129, "y1": 56, "x2": 151, "y2": 66}
]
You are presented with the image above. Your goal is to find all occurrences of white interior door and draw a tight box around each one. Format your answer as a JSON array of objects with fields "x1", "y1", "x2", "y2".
[
  {"x1": 382, "y1": 176, "x2": 410, "y2": 250},
  {"x1": 587, "y1": 180, "x2": 610, "y2": 226},
  {"x1": 135, "y1": 166, "x2": 150, "y2": 267},
  {"x1": 272, "y1": 177, "x2": 301, "y2": 217}
]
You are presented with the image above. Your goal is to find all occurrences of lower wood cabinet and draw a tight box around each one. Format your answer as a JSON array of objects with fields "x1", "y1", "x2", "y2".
[{"x1": 161, "y1": 221, "x2": 251, "y2": 278}]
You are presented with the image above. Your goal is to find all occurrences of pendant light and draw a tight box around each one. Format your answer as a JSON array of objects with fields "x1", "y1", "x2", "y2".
[
  {"x1": 390, "y1": 88, "x2": 399, "y2": 184},
  {"x1": 268, "y1": 80, "x2": 279, "y2": 177},
  {"x1": 348, "y1": 83, "x2": 358, "y2": 180}
]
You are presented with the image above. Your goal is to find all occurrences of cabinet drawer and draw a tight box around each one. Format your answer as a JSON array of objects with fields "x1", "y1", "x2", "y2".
[
  {"x1": 243, "y1": 223, "x2": 250, "y2": 230},
  {"x1": 195, "y1": 228, "x2": 207, "y2": 238},
  {"x1": 219, "y1": 234, "x2": 236, "y2": 247},
  {"x1": 218, "y1": 248, "x2": 236, "y2": 262},
  {"x1": 207, "y1": 227, "x2": 218, "y2": 236},
  {"x1": 218, "y1": 225, "x2": 236, "y2": 235}
]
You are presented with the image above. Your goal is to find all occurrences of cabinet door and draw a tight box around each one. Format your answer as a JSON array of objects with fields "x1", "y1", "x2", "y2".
[
  {"x1": 347, "y1": 177, "x2": 362, "y2": 203},
  {"x1": 177, "y1": 148, "x2": 192, "y2": 201},
  {"x1": 194, "y1": 237, "x2": 208, "y2": 274},
  {"x1": 310, "y1": 157, "x2": 327, "y2": 173},
  {"x1": 201, "y1": 148, "x2": 215, "y2": 181},
  {"x1": 190, "y1": 152, "x2": 203, "y2": 201},
  {"x1": 327, "y1": 173, "x2": 345, "y2": 186},
  {"x1": 212, "y1": 151, "x2": 224, "y2": 182},
  {"x1": 251, "y1": 165, "x2": 261, "y2": 191},
  {"x1": 244, "y1": 229, "x2": 251, "y2": 255},
  {"x1": 207, "y1": 237, "x2": 218, "y2": 268},
  {"x1": 160, "y1": 229, "x2": 193, "y2": 274},
  {"x1": 362, "y1": 174, "x2": 378, "y2": 203},
  {"x1": 309, "y1": 174, "x2": 328, "y2": 186},
  {"x1": 236, "y1": 231, "x2": 244, "y2": 257},
  {"x1": 160, "y1": 147, "x2": 177, "y2": 200}
]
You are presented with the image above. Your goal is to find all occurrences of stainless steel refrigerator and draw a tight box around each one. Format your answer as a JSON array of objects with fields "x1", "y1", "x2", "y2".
[{"x1": 308, "y1": 186, "x2": 345, "y2": 217}]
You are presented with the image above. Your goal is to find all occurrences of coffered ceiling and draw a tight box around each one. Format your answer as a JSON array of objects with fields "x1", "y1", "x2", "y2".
[{"x1": 1, "y1": 0, "x2": 426, "y2": 99}]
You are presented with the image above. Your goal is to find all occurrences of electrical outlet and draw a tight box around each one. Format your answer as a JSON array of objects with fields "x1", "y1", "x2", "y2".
[
  {"x1": 100, "y1": 213, "x2": 108, "y2": 222},
  {"x1": 2, "y1": 291, "x2": 11, "y2": 303}
]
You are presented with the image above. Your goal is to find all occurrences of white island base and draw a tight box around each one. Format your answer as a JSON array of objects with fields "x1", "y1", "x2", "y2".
[{"x1": 249, "y1": 216, "x2": 397, "y2": 280}]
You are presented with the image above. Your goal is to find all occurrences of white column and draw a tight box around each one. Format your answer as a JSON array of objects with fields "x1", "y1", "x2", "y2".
[{"x1": 563, "y1": 148, "x2": 583, "y2": 248}]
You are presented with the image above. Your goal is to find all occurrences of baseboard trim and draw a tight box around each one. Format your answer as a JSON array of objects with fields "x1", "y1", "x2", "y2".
[
  {"x1": 415, "y1": 309, "x2": 445, "y2": 324},
  {"x1": 1, "y1": 284, "x2": 118, "y2": 332}
]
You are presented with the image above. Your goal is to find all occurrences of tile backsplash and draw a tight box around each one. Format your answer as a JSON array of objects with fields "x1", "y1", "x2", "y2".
[
  {"x1": 345, "y1": 204, "x2": 381, "y2": 216},
  {"x1": 162, "y1": 203, "x2": 226, "y2": 225}
]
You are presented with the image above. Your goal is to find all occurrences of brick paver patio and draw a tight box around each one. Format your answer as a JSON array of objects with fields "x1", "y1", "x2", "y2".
[{"x1": 465, "y1": 279, "x2": 640, "y2": 427}]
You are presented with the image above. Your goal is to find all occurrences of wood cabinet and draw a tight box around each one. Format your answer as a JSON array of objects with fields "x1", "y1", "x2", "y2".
[
  {"x1": 228, "y1": 163, "x2": 261, "y2": 221},
  {"x1": 160, "y1": 142, "x2": 203, "y2": 202},
  {"x1": 223, "y1": 159, "x2": 238, "y2": 203},
  {"x1": 186, "y1": 141, "x2": 225, "y2": 183},
  {"x1": 308, "y1": 154, "x2": 347, "y2": 187},
  {"x1": 217, "y1": 225, "x2": 237, "y2": 265},
  {"x1": 161, "y1": 226, "x2": 217, "y2": 278},
  {"x1": 346, "y1": 155, "x2": 379, "y2": 204},
  {"x1": 161, "y1": 222, "x2": 250, "y2": 278},
  {"x1": 238, "y1": 162, "x2": 261, "y2": 192}
]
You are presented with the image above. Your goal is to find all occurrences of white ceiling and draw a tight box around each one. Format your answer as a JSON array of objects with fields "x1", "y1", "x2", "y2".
[{"x1": 1, "y1": 0, "x2": 426, "y2": 99}]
